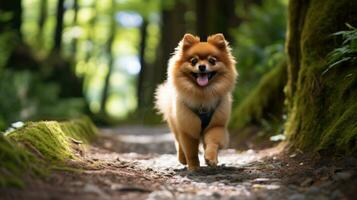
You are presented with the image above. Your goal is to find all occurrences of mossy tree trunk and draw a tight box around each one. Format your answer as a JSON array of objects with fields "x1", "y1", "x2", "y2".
[{"x1": 285, "y1": 0, "x2": 357, "y2": 153}]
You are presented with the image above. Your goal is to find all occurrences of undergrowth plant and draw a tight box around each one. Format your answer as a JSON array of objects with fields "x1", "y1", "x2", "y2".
[{"x1": 323, "y1": 24, "x2": 357, "y2": 75}]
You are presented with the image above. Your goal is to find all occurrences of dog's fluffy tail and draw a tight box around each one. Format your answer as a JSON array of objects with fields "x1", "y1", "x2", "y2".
[{"x1": 155, "y1": 82, "x2": 173, "y2": 121}]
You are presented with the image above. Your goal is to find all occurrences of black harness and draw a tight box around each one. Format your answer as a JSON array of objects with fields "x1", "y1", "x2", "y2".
[{"x1": 184, "y1": 99, "x2": 221, "y2": 132}]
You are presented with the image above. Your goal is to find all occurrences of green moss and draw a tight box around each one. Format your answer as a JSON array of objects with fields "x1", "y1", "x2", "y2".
[
  {"x1": 230, "y1": 61, "x2": 287, "y2": 130},
  {"x1": 0, "y1": 117, "x2": 98, "y2": 187},
  {"x1": 285, "y1": 0, "x2": 357, "y2": 154},
  {"x1": 6, "y1": 117, "x2": 97, "y2": 161},
  {"x1": 0, "y1": 135, "x2": 35, "y2": 187}
]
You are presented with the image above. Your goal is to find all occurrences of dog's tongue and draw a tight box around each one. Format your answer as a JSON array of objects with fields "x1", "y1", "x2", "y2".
[{"x1": 197, "y1": 74, "x2": 209, "y2": 86}]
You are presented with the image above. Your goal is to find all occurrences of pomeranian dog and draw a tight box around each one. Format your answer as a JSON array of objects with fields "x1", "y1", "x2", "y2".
[{"x1": 155, "y1": 33, "x2": 237, "y2": 171}]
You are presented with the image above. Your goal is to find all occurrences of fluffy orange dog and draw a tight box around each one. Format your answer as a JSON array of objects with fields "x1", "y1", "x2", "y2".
[{"x1": 155, "y1": 33, "x2": 237, "y2": 171}]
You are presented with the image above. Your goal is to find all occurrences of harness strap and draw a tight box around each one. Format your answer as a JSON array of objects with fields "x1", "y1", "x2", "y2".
[{"x1": 183, "y1": 99, "x2": 221, "y2": 132}]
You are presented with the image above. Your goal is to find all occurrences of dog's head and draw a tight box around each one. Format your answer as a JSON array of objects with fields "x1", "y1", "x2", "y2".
[{"x1": 169, "y1": 33, "x2": 237, "y2": 99}]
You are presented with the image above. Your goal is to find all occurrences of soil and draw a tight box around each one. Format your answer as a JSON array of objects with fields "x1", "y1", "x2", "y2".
[{"x1": 1, "y1": 126, "x2": 356, "y2": 200}]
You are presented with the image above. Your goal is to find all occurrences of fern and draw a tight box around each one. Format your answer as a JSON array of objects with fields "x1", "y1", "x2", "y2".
[{"x1": 323, "y1": 24, "x2": 357, "y2": 75}]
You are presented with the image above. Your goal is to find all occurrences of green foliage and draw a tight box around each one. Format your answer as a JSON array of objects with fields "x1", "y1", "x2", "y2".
[
  {"x1": 0, "y1": 32, "x2": 18, "y2": 68},
  {"x1": 230, "y1": 61, "x2": 287, "y2": 148},
  {"x1": 232, "y1": 0, "x2": 287, "y2": 104},
  {"x1": 0, "y1": 70, "x2": 85, "y2": 131},
  {"x1": 230, "y1": 61, "x2": 287, "y2": 130},
  {"x1": 323, "y1": 24, "x2": 357, "y2": 75}
]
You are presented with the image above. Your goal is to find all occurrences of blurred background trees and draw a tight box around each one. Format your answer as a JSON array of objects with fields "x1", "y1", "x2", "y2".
[
  {"x1": 0, "y1": 0, "x2": 288, "y2": 130},
  {"x1": 1, "y1": 0, "x2": 356, "y2": 154}
]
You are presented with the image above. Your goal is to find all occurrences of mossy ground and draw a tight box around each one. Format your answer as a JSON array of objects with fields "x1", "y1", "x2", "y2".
[
  {"x1": 0, "y1": 117, "x2": 98, "y2": 187},
  {"x1": 0, "y1": 135, "x2": 37, "y2": 187}
]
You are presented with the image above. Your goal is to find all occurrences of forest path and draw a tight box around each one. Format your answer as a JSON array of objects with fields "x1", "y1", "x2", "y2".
[{"x1": 3, "y1": 126, "x2": 355, "y2": 200}]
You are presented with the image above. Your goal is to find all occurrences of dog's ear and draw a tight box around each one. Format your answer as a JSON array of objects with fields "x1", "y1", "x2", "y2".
[
  {"x1": 181, "y1": 34, "x2": 200, "y2": 50},
  {"x1": 207, "y1": 33, "x2": 227, "y2": 49}
]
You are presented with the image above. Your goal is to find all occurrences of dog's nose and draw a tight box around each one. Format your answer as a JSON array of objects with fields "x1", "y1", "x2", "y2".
[{"x1": 199, "y1": 65, "x2": 206, "y2": 72}]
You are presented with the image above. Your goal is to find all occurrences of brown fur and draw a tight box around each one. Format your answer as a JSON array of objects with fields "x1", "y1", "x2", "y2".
[{"x1": 155, "y1": 33, "x2": 238, "y2": 171}]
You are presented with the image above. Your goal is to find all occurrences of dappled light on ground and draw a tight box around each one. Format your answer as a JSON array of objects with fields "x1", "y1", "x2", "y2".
[{"x1": 3, "y1": 127, "x2": 355, "y2": 200}]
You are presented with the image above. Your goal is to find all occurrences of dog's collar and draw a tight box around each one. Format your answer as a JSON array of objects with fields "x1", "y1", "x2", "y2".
[{"x1": 183, "y1": 99, "x2": 221, "y2": 132}]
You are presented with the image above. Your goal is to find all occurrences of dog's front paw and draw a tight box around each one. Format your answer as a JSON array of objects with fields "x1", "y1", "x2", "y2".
[
  {"x1": 204, "y1": 152, "x2": 218, "y2": 167},
  {"x1": 187, "y1": 165, "x2": 200, "y2": 171}
]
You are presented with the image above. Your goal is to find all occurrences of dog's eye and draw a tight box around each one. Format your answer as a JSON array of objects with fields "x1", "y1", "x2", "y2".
[
  {"x1": 191, "y1": 58, "x2": 198, "y2": 66},
  {"x1": 208, "y1": 57, "x2": 216, "y2": 65}
]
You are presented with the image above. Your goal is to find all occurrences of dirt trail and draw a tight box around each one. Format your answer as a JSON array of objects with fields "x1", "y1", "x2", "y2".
[{"x1": 2, "y1": 126, "x2": 356, "y2": 200}]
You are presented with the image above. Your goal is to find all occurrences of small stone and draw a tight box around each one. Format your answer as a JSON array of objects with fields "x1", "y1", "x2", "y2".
[
  {"x1": 333, "y1": 171, "x2": 352, "y2": 181},
  {"x1": 314, "y1": 167, "x2": 329, "y2": 176},
  {"x1": 300, "y1": 178, "x2": 313, "y2": 187},
  {"x1": 83, "y1": 183, "x2": 110, "y2": 200},
  {"x1": 314, "y1": 195, "x2": 329, "y2": 200},
  {"x1": 331, "y1": 190, "x2": 343, "y2": 200},
  {"x1": 147, "y1": 190, "x2": 174, "y2": 200},
  {"x1": 253, "y1": 178, "x2": 270, "y2": 183},
  {"x1": 212, "y1": 192, "x2": 221, "y2": 199},
  {"x1": 247, "y1": 149, "x2": 255, "y2": 154},
  {"x1": 319, "y1": 181, "x2": 333, "y2": 188},
  {"x1": 71, "y1": 181, "x2": 84, "y2": 186},
  {"x1": 344, "y1": 157, "x2": 357, "y2": 167},
  {"x1": 229, "y1": 195, "x2": 257, "y2": 200},
  {"x1": 110, "y1": 184, "x2": 123, "y2": 190},
  {"x1": 288, "y1": 193, "x2": 305, "y2": 200},
  {"x1": 306, "y1": 186, "x2": 320, "y2": 194},
  {"x1": 289, "y1": 153, "x2": 297, "y2": 158}
]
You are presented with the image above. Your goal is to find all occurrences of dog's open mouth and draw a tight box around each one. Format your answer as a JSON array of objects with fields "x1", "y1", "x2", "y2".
[{"x1": 191, "y1": 71, "x2": 217, "y2": 87}]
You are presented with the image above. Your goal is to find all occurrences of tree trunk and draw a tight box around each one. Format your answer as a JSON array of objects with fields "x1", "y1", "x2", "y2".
[
  {"x1": 285, "y1": 0, "x2": 357, "y2": 154},
  {"x1": 0, "y1": 0, "x2": 22, "y2": 39},
  {"x1": 137, "y1": 19, "x2": 149, "y2": 109},
  {"x1": 158, "y1": 2, "x2": 187, "y2": 83},
  {"x1": 71, "y1": 0, "x2": 79, "y2": 55},
  {"x1": 136, "y1": 1, "x2": 186, "y2": 118},
  {"x1": 37, "y1": 0, "x2": 47, "y2": 45},
  {"x1": 195, "y1": 0, "x2": 239, "y2": 42},
  {"x1": 100, "y1": 0, "x2": 116, "y2": 114},
  {"x1": 85, "y1": 1, "x2": 97, "y2": 62},
  {"x1": 1, "y1": 0, "x2": 39, "y2": 70},
  {"x1": 53, "y1": 0, "x2": 65, "y2": 52}
]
